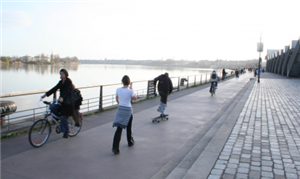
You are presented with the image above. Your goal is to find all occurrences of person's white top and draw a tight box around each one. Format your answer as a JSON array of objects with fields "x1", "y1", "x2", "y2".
[{"x1": 116, "y1": 87, "x2": 135, "y2": 107}]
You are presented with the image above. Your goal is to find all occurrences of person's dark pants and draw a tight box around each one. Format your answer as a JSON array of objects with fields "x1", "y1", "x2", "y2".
[
  {"x1": 112, "y1": 115, "x2": 133, "y2": 151},
  {"x1": 209, "y1": 82, "x2": 217, "y2": 93},
  {"x1": 159, "y1": 92, "x2": 168, "y2": 104},
  {"x1": 60, "y1": 115, "x2": 69, "y2": 132}
]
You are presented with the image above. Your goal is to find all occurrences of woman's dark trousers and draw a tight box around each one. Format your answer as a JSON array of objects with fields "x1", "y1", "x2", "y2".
[{"x1": 112, "y1": 115, "x2": 133, "y2": 151}]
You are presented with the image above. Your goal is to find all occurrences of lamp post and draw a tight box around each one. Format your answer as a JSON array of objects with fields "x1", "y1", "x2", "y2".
[{"x1": 257, "y1": 36, "x2": 263, "y2": 83}]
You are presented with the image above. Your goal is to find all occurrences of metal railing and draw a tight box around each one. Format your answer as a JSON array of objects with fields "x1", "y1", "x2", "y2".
[{"x1": 1, "y1": 71, "x2": 235, "y2": 133}]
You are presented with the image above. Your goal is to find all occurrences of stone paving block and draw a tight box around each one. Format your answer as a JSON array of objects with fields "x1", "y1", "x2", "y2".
[
  {"x1": 273, "y1": 169, "x2": 284, "y2": 176},
  {"x1": 250, "y1": 166, "x2": 261, "y2": 171},
  {"x1": 224, "y1": 168, "x2": 236, "y2": 175},
  {"x1": 236, "y1": 173, "x2": 248, "y2": 179},
  {"x1": 285, "y1": 172, "x2": 298, "y2": 178},
  {"x1": 237, "y1": 167, "x2": 249, "y2": 173},
  {"x1": 262, "y1": 161, "x2": 273, "y2": 166},
  {"x1": 221, "y1": 174, "x2": 235, "y2": 179},
  {"x1": 216, "y1": 160, "x2": 228, "y2": 165},
  {"x1": 262, "y1": 166, "x2": 272, "y2": 172},
  {"x1": 239, "y1": 163, "x2": 250, "y2": 168},
  {"x1": 211, "y1": 169, "x2": 224, "y2": 175},
  {"x1": 285, "y1": 167, "x2": 297, "y2": 173},
  {"x1": 228, "y1": 159, "x2": 239, "y2": 164},
  {"x1": 240, "y1": 158, "x2": 250, "y2": 163},
  {"x1": 284, "y1": 163, "x2": 295, "y2": 168},
  {"x1": 273, "y1": 159, "x2": 283, "y2": 164},
  {"x1": 207, "y1": 174, "x2": 221, "y2": 179},
  {"x1": 251, "y1": 161, "x2": 260, "y2": 166},
  {"x1": 214, "y1": 164, "x2": 226, "y2": 170},
  {"x1": 227, "y1": 163, "x2": 238, "y2": 169},
  {"x1": 249, "y1": 171, "x2": 260, "y2": 178},
  {"x1": 274, "y1": 175, "x2": 286, "y2": 179},
  {"x1": 261, "y1": 171, "x2": 274, "y2": 178},
  {"x1": 274, "y1": 164, "x2": 284, "y2": 169}
]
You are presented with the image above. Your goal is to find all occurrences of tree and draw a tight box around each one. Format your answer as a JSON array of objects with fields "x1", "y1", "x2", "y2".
[
  {"x1": 71, "y1": 56, "x2": 78, "y2": 62},
  {"x1": 1, "y1": 56, "x2": 10, "y2": 63}
]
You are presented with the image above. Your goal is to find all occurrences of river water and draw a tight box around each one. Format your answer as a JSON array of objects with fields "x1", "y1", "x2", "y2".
[{"x1": 1, "y1": 63, "x2": 223, "y2": 122}]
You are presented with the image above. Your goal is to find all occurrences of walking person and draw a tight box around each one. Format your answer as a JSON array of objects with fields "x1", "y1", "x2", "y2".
[
  {"x1": 254, "y1": 69, "x2": 257, "y2": 77},
  {"x1": 112, "y1": 75, "x2": 137, "y2": 154},
  {"x1": 222, "y1": 68, "x2": 226, "y2": 80},
  {"x1": 154, "y1": 73, "x2": 173, "y2": 117},
  {"x1": 235, "y1": 70, "x2": 239, "y2": 78},
  {"x1": 41, "y1": 69, "x2": 76, "y2": 138}
]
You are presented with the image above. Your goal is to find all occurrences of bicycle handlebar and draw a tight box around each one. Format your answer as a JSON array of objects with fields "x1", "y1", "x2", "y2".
[{"x1": 40, "y1": 98, "x2": 60, "y2": 105}]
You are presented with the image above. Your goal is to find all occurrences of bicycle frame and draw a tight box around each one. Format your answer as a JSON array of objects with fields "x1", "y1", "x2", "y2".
[{"x1": 41, "y1": 99, "x2": 62, "y2": 131}]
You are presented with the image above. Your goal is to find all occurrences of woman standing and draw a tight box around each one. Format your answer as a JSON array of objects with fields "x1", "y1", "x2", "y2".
[
  {"x1": 112, "y1": 75, "x2": 137, "y2": 154},
  {"x1": 42, "y1": 69, "x2": 75, "y2": 139}
]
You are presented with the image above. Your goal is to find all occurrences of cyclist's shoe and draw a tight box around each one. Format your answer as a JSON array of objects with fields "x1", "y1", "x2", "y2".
[
  {"x1": 63, "y1": 131, "x2": 69, "y2": 139},
  {"x1": 128, "y1": 138, "x2": 135, "y2": 147},
  {"x1": 215, "y1": 87, "x2": 218, "y2": 89},
  {"x1": 112, "y1": 149, "x2": 120, "y2": 154},
  {"x1": 75, "y1": 123, "x2": 81, "y2": 127}
]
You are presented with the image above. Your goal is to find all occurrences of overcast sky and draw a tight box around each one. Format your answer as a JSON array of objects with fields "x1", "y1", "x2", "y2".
[{"x1": 1, "y1": 0, "x2": 299, "y2": 61}]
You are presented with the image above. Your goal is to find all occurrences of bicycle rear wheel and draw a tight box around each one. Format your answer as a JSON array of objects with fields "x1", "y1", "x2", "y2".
[
  {"x1": 68, "y1": 115, "x2": 82, "y2": 137},
  {"x1": 28, "y1": 119, "x2": 51, "y2": 148}
]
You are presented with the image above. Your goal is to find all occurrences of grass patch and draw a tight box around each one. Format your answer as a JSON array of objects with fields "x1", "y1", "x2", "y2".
[{"x1": 1, "y1": 129, "x2": 29, "y2": 139}]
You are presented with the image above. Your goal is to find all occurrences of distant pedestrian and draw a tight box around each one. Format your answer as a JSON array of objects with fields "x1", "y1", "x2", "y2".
[
  {"x1": 222, "y1": 68, "x2": 226, "y2": 80},
  {"x1": 235, "y1": 70, "x2": 239, "y2": 78},
  {"x1": 154, "y1": 73, "x2": 173, "y2": 118},
  {"x1": 112, "y1": 75, "x2": 137, "y2": 154},
  {"x1": 254, "y1": 70, "x2": 257, "y2": 77}
]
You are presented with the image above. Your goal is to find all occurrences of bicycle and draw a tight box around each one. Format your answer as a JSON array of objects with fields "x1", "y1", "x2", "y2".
[
  {"x1": 28, "y1": 99, "x2": 82, "y2": 148},
  {"x1": 211, "y1": 82, "x2": 216, "y2": 96}
]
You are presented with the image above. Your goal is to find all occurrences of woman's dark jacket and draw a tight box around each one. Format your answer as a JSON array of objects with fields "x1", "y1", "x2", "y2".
[{"x1": 46, "y1": 78, "x2": 74, "y2": 116}]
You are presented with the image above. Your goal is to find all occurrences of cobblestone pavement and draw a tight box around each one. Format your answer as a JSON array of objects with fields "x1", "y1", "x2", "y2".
[{"x1": 208, "y1": 77, "x2": 300, "y2": 179}]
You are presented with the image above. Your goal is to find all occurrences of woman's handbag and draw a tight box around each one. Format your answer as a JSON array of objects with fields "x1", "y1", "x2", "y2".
[{"x1": 64, "y1": 89, "x2": 78, "y2": 105}]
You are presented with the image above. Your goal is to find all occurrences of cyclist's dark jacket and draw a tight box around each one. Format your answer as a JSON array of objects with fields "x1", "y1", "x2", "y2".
[
  {"x1": 46, "y1": 78, "x2": 74, "y2": 116},
  {"x1": 154, "y1": 74, "x2": 173, "y2": 94}
]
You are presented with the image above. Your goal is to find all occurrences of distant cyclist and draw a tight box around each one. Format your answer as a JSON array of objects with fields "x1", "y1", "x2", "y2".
[{"x1": 209, "y1": 70, "x2": 220, "y2": 93}]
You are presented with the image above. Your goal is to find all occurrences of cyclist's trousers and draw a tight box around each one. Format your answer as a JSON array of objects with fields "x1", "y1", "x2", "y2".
[
  {"x1": 60, "y1": 115, "x2": 69, "y2": 132},
  {"x1": 210, "y1": 82, "x2": 218, "y2": 93}
]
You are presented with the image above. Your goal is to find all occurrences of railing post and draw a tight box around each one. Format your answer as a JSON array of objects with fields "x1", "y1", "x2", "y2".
[
  {"x1": 178, "y1": 77, "x2": 180, "y2": 91},
  {"x1": 206, "y1": 74, "x2": 207, "y2": 83},
  {"x1": 194, "y1": 75, "x2": 196, "y2": 86},
  {"x1": 187, "y1": 76, "x2": 189, "y2": 88},
  {"x1": 87, "y1": 99, "x2": 89, "y2": 112},
  {"x1": 99, "y1": 86, "x2": 103, "y2": 111},
  {"x1": 200, "y1": 75, "x2": 202, "y2": 84}
]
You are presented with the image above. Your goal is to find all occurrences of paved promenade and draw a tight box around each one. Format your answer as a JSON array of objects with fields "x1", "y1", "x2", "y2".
[
  {"x1": 1, "y1": 72, "x2": 299, "y2": 179},
  {"x1": 208, "y1": 73, "x2": 300, "y2": 179}
]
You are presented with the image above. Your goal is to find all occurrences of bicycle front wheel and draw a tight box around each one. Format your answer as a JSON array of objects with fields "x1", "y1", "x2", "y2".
[
  {"x1": 68, "y1": 115, "x2": 82, "y2": 137},
  {"x1": 28, "y1": 119, "x2": 51, "y2": 148}
]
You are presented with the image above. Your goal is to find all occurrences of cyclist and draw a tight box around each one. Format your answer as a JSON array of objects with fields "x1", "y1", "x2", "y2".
[
  {"x1": 154, "y1": 72, "x2": 173, "y2": 117},
  {"x1": 209, "y1": 70, "x2": 220, "y2": 93},
  {"x1": 41, "y1": 69, "x2": 75, "y2": 139}
]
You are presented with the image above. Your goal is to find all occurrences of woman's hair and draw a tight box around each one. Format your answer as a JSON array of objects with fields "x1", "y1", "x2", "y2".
[
  {"x1": 122, "y1": 75, "x2": 130, "y2": 85},
  {"x1": 60, "y1": 69, "x2": 69, "y2": 77}
]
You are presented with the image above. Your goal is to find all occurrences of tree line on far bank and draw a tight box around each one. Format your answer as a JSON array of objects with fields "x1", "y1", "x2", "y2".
[{"x1": 0, "y1": 53, "x2": 79, "y2": 64}]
